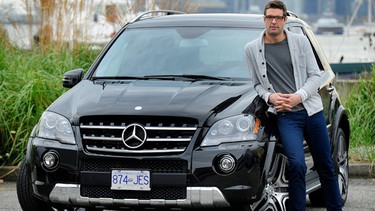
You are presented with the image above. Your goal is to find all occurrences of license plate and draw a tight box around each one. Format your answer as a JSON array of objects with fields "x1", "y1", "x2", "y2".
[{"x1": 111, "y1": 170, "x2": 150, "y2": 191}]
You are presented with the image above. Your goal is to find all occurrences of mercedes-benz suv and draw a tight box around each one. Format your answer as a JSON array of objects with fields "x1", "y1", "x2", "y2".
[{"x1": 17, "y1": 10, "x2": 350, "y2": 211}]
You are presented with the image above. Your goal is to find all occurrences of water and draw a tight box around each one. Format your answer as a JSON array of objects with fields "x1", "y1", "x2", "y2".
[{"x1": 315, "y1": 26, "x2": 375, "y2": 64}]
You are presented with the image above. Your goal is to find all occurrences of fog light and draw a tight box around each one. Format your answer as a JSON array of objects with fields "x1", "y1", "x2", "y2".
[
  {"x1": 218, "y1": 154, "x2": 236, "y2": 174},
  {"x1": 42, "y1": 151, "x2": 59, "y2": 170}
]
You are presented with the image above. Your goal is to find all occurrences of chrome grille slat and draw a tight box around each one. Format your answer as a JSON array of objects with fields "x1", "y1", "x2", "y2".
[
  {"x1": 80, "y1": 125, "x2": 125, "y2": 130},
  {"x1": 83, "y1": 135, "x2": 122, "y2": 141},
  {"x1": 80, "y1": 116, "x2": 198, "y2": 155},
  {"x1": 83, "y1": 136, "x2": 190, "y2": 142},
  {"x1": 86, "y1": 146, "x2": 185, "y2": 154},
  {"x1": 80, "y1": 125, "x2": 197, "y2": 131},
  {"x1": 146, "y1": 126, "x2": 197, "y2": 131},
  {"x1": 147, "y1": 138, "x2": 191, "y2": 142}
]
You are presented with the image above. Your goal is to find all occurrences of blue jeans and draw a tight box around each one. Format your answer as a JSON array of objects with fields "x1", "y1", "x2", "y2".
[{"x1": 277, "y1": 110, "x2": 342, "y2": 211}]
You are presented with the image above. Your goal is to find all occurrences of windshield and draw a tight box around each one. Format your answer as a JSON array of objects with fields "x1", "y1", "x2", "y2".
[{"x1": 93, "y1": 27, "x2": 262, "y2": 80}]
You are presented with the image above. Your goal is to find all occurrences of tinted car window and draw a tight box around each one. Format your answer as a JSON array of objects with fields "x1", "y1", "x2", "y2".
[
  {"x1": 94, "y1": 27, "x2": 262, "y2": 79},
  {"x1": 287, "y1": 26, "x2": 304, "y2": 35}
]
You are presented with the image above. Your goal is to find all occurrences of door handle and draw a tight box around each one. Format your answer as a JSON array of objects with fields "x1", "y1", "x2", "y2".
[{"x1": 327, "y1": 85, "x2": 335, "y2": 93}]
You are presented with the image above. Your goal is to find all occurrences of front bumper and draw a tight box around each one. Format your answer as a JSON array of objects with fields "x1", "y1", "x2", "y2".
[
  {"x1": 28, "y1": 137, "x2": 267, "y2": 209},
  {"x1": 50, "y1": 184, "x2": 230, "y2": 209}
]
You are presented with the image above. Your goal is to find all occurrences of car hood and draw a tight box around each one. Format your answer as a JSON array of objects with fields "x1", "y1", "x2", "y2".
[{"x1": 48, "y1": 80, "x2": 256, "y2": 124}]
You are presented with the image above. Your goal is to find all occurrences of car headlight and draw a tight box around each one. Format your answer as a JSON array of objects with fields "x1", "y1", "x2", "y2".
[
  {"x1": 201, "y1": 115, "x2": 260, "y2": 147},
  {"x1": 37, "y1": 111, "x2": 75, "y2": 144}
]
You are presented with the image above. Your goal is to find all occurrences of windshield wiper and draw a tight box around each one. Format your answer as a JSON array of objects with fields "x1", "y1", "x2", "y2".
[
  {"x1": 92, "y1": 76, "x2": 148, "y2": 80},
  {"x1": 145, "y1": 74, "x2": 231, "y2": 81},
  {"x1": 92, "y1": 75, "x2": 179, "y2": 81},
  {"x1": 92, "y1": 74, "x2": 231, "y2": 81}
]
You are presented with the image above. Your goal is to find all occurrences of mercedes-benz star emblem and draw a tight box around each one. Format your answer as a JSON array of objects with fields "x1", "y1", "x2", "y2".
[{"x1": 122, "y1": 123, "x2": 147, "y2": 149}]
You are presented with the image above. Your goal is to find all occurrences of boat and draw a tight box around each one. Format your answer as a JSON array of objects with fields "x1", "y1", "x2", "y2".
[{"x1": 314, "y1": 17, "x2": 345, "y2": 35}]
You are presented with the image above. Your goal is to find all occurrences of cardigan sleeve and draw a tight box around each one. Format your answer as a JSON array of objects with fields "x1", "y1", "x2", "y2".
[{"x1": 294, "y1": 35, "x2": 322, "y2": 102}]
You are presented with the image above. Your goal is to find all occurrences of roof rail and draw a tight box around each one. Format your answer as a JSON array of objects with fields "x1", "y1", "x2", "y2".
[
  {"x1": 130, "y1": 10, "x2": 185, "y2": 23},
  {"x1": 287, "y1": 11, "x2": 298, "y2": 18}
]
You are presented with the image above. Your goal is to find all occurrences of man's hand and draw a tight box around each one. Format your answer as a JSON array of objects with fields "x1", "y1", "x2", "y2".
[{"x1": 268, "y1": 93, "x2": 302, "y2": 112}]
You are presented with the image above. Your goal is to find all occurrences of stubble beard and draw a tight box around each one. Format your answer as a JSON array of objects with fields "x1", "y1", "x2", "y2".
[{"x1": 267, "y1": 26, "x2": 282, "y2": 37}]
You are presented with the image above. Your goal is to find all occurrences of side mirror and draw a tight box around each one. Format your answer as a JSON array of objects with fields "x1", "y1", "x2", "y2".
[{"x1": 63, "y1": 68, "x2": 83, "y2": 88}]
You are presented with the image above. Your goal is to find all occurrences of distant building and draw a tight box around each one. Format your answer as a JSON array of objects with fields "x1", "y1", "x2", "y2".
[
  {"x1": 174, "y1": 0, "x2": 374, "y2": 25},
  {"x1": 283, "y1": 0, "x2": 303, "y2": 15},
  {"x1": 190, "y1": 0, "x2": 252, "y2": 13}
]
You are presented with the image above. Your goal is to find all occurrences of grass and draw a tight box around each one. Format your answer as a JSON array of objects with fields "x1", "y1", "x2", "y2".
[
  {"x1": 342, "y1": 70, "x2": 375, "y2": 163},
  {"x1": 0, "y1": 0, "x2": 198, "y2": 166},
  {"x1": 0, "y1": 39, "x2": 99, "y2": 165}
]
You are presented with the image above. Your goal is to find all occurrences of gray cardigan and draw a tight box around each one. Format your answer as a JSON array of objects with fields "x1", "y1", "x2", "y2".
[{"x1": 244, "y1": 30, "x2": 323, "y2": 116}]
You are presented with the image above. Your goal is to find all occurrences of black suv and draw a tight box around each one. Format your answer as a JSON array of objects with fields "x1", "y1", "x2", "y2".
[{"x1": 17, "y1": 11, "x2": 350, "y2": 211}]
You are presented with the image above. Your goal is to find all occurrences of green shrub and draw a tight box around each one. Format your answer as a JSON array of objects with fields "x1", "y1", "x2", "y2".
[
  {"x1": 0, "y1": 41, "x2": 98, "y2": 166},
  {"x1": 0, "y1": 0, "x2": 198, "y2": 166},
  {"x1": 345, "y1": 69, "x2": 375, "y2": 162}
]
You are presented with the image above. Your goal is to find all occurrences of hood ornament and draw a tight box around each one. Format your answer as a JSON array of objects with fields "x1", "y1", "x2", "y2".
[
  {"x1": 122, "y1": 123, "x2": 147, "y2": 149},
  {"x1": 134, "y1": 106, "x2": 142, "y2": 111}
]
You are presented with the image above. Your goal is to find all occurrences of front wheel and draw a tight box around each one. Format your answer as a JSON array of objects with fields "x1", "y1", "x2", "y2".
[
  {"x1": 214, "y1": 204, "x2": 252, "y2": 211},
  {"x1": 334, "y1": 128, "x2": 349, "y2": 206},
  {"x1": 249, "y1": 153, "x2": 289, "y2": 211},
  {"x1": 16, "y1": 159, "x2": 54, "y2": 211}
]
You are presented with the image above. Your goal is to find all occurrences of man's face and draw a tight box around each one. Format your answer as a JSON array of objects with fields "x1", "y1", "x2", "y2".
[{"x1": 264, "y1": 8, "x2": 287, "y2": 37}]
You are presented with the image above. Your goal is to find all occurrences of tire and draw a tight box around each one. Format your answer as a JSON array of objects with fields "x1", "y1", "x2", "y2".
[
  {"x1": 333, "y1": 128, "x2": 349, "y2": 206},
  {"x1": 83, "y1": 208, "x2": 103, "y2": 211},
  {"x1": 215, "y1": 204, "x2": 252, "y2": 211},
  {"x1": 209, "y1": 205, "x2": 251, "y2": 211},
  {"x1": 309, "y1": 128, "x2": 349, "y2": 207},
  {"x1": 249, "y1": 153, "x2": 289, "y2": 211},
  {"x1": 308, "y1": 188, "x2": 325, "y2": 207},
  {"x1": 16, "y1": 159, "x2": 54, "y2": 211}
]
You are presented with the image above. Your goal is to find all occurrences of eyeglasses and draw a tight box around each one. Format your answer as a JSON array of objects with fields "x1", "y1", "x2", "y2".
[{"x1": 264, "y1": 15, "x2": 285, "y2": 21}]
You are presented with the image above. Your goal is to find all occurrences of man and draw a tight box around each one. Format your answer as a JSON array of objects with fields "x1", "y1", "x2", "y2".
[{"x1": 244, "y1": 1, "x2": 342, "y2": 210}]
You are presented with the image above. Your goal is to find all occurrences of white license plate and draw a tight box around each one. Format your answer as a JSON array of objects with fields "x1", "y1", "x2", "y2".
[{"x1": 111, "y1": 170, "x2": 150, "y2": 191}]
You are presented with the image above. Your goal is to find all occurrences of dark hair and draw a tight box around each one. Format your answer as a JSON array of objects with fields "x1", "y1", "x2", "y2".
[{"x1": 264, "y1": 0, "x2": 288, "y2": 17}]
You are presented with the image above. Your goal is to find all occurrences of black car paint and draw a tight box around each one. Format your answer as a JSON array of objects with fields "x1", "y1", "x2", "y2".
[
  {"x1": 49, "y1": 80, "x2": 256, "y2": 125},
  {"x1": 28, "y1": 77, "x2": 268, "y2": 203}
]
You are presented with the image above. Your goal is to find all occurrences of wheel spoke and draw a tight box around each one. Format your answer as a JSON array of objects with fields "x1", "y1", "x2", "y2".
[
  {"x1": 336, "y1": 130, "x2": 349, "y2": 203},
  {"x1": 251, "y1": 153, "x2": 289, "y2": 211}
]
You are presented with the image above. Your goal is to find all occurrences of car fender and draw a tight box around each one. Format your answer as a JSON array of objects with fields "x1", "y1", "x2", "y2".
[
  {"x1": 331, "y1": 104, "x2": 350, "y2": 155},
  {"x1": 25, "y1": 125, "x2": 38, "y2": 166}
]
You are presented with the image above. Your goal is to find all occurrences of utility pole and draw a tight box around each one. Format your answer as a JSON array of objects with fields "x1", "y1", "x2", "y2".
[{"x1": 368, "y1": 0, "x2": 372, "y2": 24}]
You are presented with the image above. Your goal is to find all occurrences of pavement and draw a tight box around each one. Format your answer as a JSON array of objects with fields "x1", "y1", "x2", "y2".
[{"x1": 1, "y1": 162, "x2": 374, "y2": 183}]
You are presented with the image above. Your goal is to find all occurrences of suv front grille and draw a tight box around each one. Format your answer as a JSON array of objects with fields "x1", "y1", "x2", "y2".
[
  {"x1": 80, "y1": 159, "x2": 188, "y2": 173},
  {"x1": 80, "y1": 116, "x2": 198, "y2": 155},
  {"x1": 80, "y1": 185, "x2": 186, "y2": 200},
  {"x1": 79, "y1": 159, "x2": 188, "y2": 200}
]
